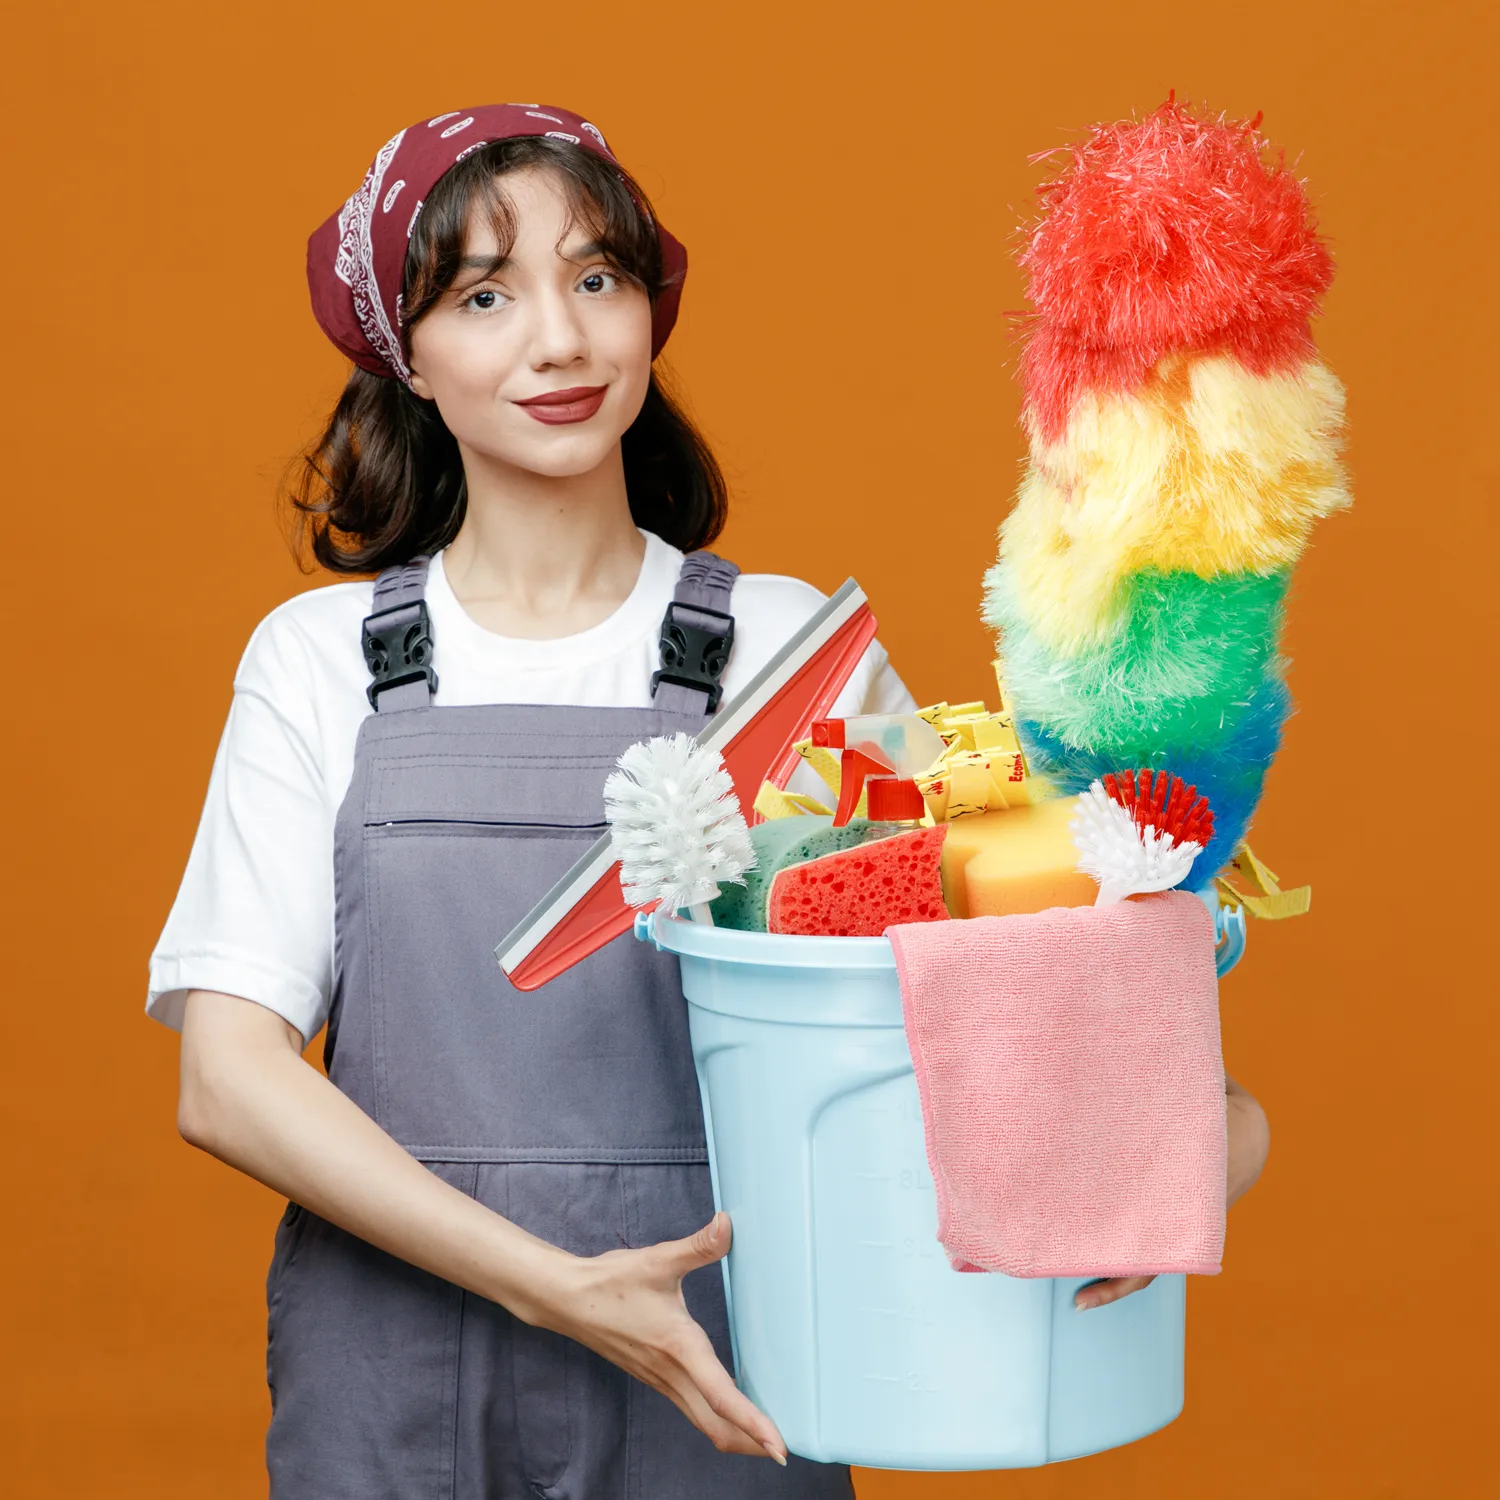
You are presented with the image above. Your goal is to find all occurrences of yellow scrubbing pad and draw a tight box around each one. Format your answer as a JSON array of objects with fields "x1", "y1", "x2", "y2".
[{"x1": 940, "y1": 797, "x2": 1097, "y2": 919}]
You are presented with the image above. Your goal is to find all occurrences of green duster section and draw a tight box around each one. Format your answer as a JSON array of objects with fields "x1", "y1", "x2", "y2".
[
  {"x1": 983, "y1": 565, "x2": 1290, "y2": 758},
  {"x1": 984, "y1": 564, "x2": 1295, "y2": 880},
  {"x1": 709, "y1": 816, "x2": 900, "y2": 932}
]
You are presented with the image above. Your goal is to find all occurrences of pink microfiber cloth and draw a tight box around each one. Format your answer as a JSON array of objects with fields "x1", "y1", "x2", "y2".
[{"x1": 886, "y1": 891, "x2": 1226, "y2": 1279}]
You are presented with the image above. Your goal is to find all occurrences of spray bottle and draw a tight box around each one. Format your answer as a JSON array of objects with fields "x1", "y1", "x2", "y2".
[{"x1": 811, "y1": 714, "x2": 948, "y2": 826}]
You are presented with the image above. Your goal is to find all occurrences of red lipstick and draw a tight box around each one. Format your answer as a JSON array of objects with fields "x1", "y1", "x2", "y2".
[{"x1": 515, "y1": 384, "x2": 608, "y2": 425}]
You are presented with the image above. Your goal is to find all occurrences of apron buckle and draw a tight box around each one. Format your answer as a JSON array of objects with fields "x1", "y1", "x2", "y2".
[
  {"x1": 652, "y1": 601, "x2": 734, "y2": 712},
  {"x1": 361, "y1": 600, "x2": 439, "y2": 709}
]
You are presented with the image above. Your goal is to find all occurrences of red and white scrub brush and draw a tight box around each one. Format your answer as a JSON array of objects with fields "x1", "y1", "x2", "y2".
[
  {"x1": 603, "y1": 733, "x2": 756, "y2": 925},
  {"x1": 1071, "y1": 769, "x2": 1216, "y2": 907}
]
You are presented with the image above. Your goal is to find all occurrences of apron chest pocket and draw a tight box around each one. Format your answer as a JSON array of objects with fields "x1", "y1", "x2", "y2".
[{"x1": 353, "y1": 750, "x2": 699, "y2": 1159}]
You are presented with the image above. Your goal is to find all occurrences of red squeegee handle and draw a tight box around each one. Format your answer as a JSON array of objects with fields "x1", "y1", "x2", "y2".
[{"x1": 718, "y1": 605, "x2": 879, "y2": 822}]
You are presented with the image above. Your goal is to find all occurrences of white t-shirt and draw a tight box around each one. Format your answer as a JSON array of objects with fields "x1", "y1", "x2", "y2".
[{"x1": 148, "y1": 531, "x2": 915, "y2": 1044}]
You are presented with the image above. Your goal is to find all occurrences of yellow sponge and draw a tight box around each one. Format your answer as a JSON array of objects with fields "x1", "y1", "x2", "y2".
[{"x1": 939, "y1": 797, "x2": 1098, "y2": 919}]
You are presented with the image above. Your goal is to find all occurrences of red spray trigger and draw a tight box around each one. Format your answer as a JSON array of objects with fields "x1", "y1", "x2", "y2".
[{"x1": 833, "y1": 747, "x2": 894, "y2": 827}]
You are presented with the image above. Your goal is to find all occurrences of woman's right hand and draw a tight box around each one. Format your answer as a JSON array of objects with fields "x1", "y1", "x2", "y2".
[{"x1": 534, "y1": 1211, "x2": 788, "y2": 1465}]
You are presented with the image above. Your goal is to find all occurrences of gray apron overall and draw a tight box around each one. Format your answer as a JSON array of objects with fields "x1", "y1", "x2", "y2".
[{"x1": 264, "y1": 552, "x2": 853, "y2": 1500}]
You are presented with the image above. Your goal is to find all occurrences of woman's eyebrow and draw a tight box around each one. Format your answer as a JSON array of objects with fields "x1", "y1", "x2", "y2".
[
  {"x1": 455, "y1": 241, "x2": 605, "y2": 273},
  {"x1": 457, "y1": 254, "x2": 508, "y2": 273}
]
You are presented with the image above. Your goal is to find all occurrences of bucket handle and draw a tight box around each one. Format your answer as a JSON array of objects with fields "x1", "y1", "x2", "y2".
[{"x1": 1214, "y1": 902, "x2": 1247, "y2": 978}]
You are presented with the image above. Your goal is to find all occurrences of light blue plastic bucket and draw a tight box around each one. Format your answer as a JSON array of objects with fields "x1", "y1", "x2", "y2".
[{"x1": 635, "y1": 905, "x2": 1240, "y2": 1471}]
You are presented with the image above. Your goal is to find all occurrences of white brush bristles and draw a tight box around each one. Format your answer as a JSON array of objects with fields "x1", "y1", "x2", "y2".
[
  {"x1": 1070, "y1": 781, "x2": 1203, "y2": 907},
  {"x1": 603, "y1": 733, "x2": 756, "y2": 919}
]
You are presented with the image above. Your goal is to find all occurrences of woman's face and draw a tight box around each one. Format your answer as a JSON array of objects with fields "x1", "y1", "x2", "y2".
[{"x1": 407, "y1": 166, "x2": 654, "y2": 480}]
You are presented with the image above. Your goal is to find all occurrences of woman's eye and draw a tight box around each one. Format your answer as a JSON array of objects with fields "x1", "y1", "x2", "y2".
[
  {"x1": 579, "y1": 270, "x2": 619, "y2": 295},
  {"x1": 462, "y1": 287, "x2": 507, "y2": 313}
]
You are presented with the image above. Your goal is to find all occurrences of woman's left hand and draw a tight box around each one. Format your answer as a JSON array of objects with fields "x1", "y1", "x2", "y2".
[{"x1": 1073, "y1": 1072, "x2": 1271, "y2": 1311}]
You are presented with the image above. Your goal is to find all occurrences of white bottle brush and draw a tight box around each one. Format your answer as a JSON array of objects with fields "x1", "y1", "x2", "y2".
[
  {"x1": 1071, "y1": 769, "x2": 1215, "y2": 907},
  {"x1": 603, "y1": 733, "x2": 756, "y2": 924}
]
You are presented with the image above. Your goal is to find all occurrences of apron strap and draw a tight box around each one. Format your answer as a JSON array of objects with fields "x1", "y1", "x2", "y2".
[
  {"x1": 363, "y1": 548, "x2": 739, "y2": 716},
  {"x1": 362, "y1": 556, "x2": 438, "y2": 712},
  {"x1": 652, "y1": 550, "x2": 740, "y2": 715}
]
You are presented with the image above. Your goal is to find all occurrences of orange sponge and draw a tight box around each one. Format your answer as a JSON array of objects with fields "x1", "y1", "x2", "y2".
[{"x1": 940, "y1": 799, "x2": 1098, "y2": 918}]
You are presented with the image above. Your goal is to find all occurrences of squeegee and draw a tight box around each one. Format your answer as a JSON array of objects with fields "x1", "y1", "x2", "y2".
[{"x1": 495, "y1": 580, "x2": 876, "y2": 990}]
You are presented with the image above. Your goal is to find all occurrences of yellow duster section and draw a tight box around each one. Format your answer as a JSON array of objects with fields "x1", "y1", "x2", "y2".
[
  {"x1": 939, "y1": 796, "x2": 1098, "y2": 918},
  {"x1": 998, "y1": 353, "x2": 1350, "y2": 653}
]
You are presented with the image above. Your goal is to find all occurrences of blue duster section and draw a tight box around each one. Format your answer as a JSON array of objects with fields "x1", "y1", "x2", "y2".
[{"x1": 1015, "y1": 673, "x2": 1290, "y2": 887}]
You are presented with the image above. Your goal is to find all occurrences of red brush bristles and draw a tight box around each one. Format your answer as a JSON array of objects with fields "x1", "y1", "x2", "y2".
[
  {"x1": 1102, "y1": 769, "x2": 1215, "y2": 849},
  {"x1": 1018, "y1": 94, "x2": 1335, "y2": 441}
]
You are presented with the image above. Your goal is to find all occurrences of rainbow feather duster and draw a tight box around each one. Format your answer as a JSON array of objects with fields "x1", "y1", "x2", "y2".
[{"x1": 984, "y1": 98, "x2": 1350, "y2": 885}]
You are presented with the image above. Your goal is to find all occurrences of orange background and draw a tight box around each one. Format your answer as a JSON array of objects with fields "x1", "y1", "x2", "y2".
[{"x1": 4, "y1": 2, "x2": 1496, "y2": 1495}]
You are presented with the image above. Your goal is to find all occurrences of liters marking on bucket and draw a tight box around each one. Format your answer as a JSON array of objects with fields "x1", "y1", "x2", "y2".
[
  {"x1": 882, "y1": 1304, "x2": 939, "y2": 1327},
  {"x1": 858, "y1": 1097, "x2": 922, "y2": 1124}
]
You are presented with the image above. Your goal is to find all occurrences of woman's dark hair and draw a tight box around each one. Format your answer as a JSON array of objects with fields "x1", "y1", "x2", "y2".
[{"x1": 288, "y1": 137, "x2": 727, "y2": 573}]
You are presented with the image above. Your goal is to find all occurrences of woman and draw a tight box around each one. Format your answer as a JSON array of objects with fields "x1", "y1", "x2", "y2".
[{"x1": 149, "y1": 105, "x2": 1269, "y2": 1497}]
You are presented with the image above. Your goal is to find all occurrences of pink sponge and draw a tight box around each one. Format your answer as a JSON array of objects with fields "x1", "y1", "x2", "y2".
[{"x1": 766, "y1": 826, "x2": 950, "y2": 937}]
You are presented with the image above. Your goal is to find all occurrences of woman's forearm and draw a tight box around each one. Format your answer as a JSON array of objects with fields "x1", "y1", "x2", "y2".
[
  {"x1": 1225, "y1": 1073, "x2": 1270, "y2": 1208},
  {"x1": 178, "y1": 989, "x2": 788, "y2": 1457},
  {"x1": 177, "y1": 989, "x2": 570, "y2": 1324}
]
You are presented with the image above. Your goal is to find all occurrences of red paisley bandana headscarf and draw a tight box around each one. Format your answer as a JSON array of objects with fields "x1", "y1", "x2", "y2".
[{"x1": 306, "y1": 105, "x2": 686, "y2": 384}]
